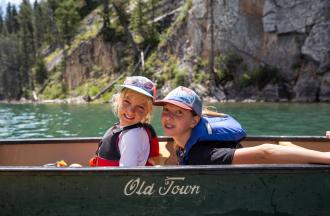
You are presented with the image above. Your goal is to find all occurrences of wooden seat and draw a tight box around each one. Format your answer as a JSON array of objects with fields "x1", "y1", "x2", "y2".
[{"x1": 148, "y1": 140, "x2": 177, "y2": 165}]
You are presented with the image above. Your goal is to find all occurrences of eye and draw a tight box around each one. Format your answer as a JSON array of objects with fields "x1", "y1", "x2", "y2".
[
  {"x1": 122, "y1": 100, "x2": 130, "y2": 105},
  {"x1": 136, "y1": 106, "x2": 145, "y2": 113},
  {"x1": 175, "y1": 110, "x2": 183, "y2": 117},
  {"x1": 162, "y1": 107, "x2": 169, "y2": 113}
]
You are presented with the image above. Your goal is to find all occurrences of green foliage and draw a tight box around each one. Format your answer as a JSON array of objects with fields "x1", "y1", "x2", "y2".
[
  {"x1": 142, "y1": 51, "x2": 160, "y2": 77},
  {"x1": 79, "y1": 0, "x2": 101, "y2": 18},
  {"x1": 34, "y1": 57, "x2": 48, "y2": 86},
  {"x1": 159, "y1": 0, "x2": 192, "y2": 48},
  {"x1": 251, "y1": 65, "x2": 279, "y2": 90},
  {"x1": 174, "y1": 69, "x2": 188, "y2": 86},
  {"x1": 41, "y1": 82, "x2": 66, "y2": 99},
  {"x1": 237, "y1": 73, "x2": 252, "y2": 89},
  {"x1": 130, "y1": 0, "x2": 160, "y2": 50},
  {"x1": 237, "y1": 65, "x2": 279, "y2": 90},
  {"x1": 174, "y1": 0, "x2": 192, "y2": 24},
  {"x1": 215, "y1": 54, "x2": 243, "y2": 84},
  {"x1": 193, "y1": 71, "x2": 210, "y2": 84},
  {"x1": 55, "y1": 0, "x2": 80, "y2": 46}
]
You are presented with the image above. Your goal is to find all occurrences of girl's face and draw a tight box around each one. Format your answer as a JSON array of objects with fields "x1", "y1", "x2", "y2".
[
  {"x1": 161, "y1": 103, "x2": 199, "y2": 140},
  {"x1": 118, "y1": 90, "x2": 150, "y2": 126}
]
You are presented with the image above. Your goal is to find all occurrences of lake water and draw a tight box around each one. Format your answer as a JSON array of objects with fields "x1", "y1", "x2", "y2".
[{"x1": 0, "y1": 103, "x2": 329, "y2": 139}]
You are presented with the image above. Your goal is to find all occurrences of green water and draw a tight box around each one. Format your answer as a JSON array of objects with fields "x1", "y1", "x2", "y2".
[{"x1": 0, "y1": 103, "x2": 329, "y2": 139}]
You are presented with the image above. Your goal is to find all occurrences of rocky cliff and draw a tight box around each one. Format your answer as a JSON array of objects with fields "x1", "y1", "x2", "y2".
[
  {"x1": 62, "y1": 0, "x2": 329, "y2": 102},
  {"x1": 176, "y1": 0, "x2": 329, "y2": 101}
]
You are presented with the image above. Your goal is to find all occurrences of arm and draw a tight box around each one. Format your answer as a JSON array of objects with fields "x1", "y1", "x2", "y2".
[
  {"x1": 326, "y1": 131, "x2": 330, "y2": 139},
  {"x1": 118, "y1": 128, "x2": 150, "y2": 167},
  {"x1": 232, "y1": 143, "x2": 330, "y2": 164}
]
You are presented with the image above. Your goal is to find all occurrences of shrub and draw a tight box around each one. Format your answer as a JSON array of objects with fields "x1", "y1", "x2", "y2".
[{"x1": 174, "y1": 69, "x2": 188, "y2": 86}]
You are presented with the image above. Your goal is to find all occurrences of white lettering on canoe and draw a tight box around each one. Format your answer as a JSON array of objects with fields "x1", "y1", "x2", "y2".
[
  {"x1": 123, "y1": 177, "x2": 200, "y2": 196},
  {"x1": 124, "y1": 178, "x2": 155, "y2": 196},
  {"x1": 158, "y1": 177, "x2": 200, "y2": 195}
]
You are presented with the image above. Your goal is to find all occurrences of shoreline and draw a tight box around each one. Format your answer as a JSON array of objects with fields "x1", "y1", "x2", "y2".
[{"x1": 1, "y1": 96, "x2": 330, "y2": 105}]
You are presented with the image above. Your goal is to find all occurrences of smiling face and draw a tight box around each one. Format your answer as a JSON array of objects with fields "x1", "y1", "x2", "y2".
[
  {"x1": 117, "y1": 89, "x2": 152, "y2": 127},
  {"x1": 161, "y1": 103, "x2": 200, "y2": 148}
]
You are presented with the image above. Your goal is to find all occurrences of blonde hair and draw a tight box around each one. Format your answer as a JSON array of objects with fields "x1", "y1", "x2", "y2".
[{"x1": 111, "y1": 88, "x2": 153, "y2": 123}]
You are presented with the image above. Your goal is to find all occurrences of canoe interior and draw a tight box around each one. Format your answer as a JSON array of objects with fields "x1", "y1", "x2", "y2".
[{"x1": 0, "y1": 136, "x2": 329, "y2": 166}]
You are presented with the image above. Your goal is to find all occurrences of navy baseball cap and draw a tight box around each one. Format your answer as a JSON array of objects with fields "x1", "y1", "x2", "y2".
[
  {"x1": 116, "y1": 76, "x2": 156, "y2": 99},
  {"x1": 154, "y1": 86, "x2": 202, "y2": 116}
]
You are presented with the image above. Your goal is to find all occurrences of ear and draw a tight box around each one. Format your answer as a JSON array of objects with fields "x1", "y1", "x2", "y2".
[{"x1": 190, "y1": 115, "x2": 200, "y2": 128}]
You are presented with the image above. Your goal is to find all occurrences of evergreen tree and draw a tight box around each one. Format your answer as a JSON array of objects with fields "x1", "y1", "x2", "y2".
[
  {"x1": 11, "y1": 6, "x2": 20, "y2": 33},
  {"x1": 0, "y1": 35, "x2": 22, "y2": 99},
  {"x1": 4, "y1": 3, "x2": 19, "y2": 34},
  {"x1": 55, "y1": 0, "x2": 80, "y2": 47},
  {"x1": 112, "y1": 0, "x2": 139, "y2": 61},
  {"x1": 131, "y1": 0, "x2": 147, "y2": 37},
  {"x1": 19, "y1": 0, "x2": 36, "y2": 93},
  {"x1": 33, "y1": 0, "x2": 46, "y2": 49},
  {"x1": 79, "y1": 0, "x2": 101, "y2": 18},
  {"x1": 130, "y1": 0, "x2": 159, "y2": 49},
  {"x1": 34, "y1": 56, "x2": 48, "y2": 86},
  {"x1": 0, "y1": 8, "x2": 3, "y2": 34},
  {"x1": 101, "y1": 0, "x2": 111, "y2": 30},
  {"x1": 5, "y1": 3, "x2": 13, "y2": 33},
  {"x1": 44, "y1": 0, "x2": 60, "y2": 46}
]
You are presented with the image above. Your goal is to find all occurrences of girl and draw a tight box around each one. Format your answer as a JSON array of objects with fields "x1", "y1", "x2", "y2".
[
  {"x1": 155, "y1": 86, "x2": 330, "y2": 165},
  {"x1": 90, "y1": 76, "x2": 159, "y2": 167}
]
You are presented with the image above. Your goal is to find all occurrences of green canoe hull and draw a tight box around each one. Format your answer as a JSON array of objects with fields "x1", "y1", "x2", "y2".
[{"x1": 1, "y1": 165, "x2": 329, "y2": 216}]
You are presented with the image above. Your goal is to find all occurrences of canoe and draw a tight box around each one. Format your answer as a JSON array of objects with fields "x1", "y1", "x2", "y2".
[{"x1": 1, "y1": 136, "x2": 330, "y2": 216}]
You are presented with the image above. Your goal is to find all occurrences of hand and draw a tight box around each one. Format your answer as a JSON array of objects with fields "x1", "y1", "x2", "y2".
[{"x1": 326, "y1": 131, "x2": 330, "y2": 139}]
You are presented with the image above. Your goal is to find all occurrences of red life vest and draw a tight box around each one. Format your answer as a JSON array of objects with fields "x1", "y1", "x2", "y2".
[{"x1": 89, "y1": 123, "x2": 159, "y2": 166}]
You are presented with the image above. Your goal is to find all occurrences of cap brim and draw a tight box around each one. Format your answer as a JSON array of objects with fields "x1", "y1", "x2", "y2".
[
  {"x1": 154, "y1": 99, "x2": 193, "y2": 111},
  {"x1": 115, "y1": 84, "x2": 153, "y2": 98}
]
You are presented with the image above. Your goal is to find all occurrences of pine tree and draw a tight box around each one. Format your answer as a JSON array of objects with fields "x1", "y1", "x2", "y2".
[
  {"x1": 44, "y1": 0, "x2": 60, "y2": 46},
  {"x1": 0, "y1": 8, "x2": 3, "y2": 34},
  {"x1": 131, "y1": 0, "x2": 147, "y2": 37},
  {"x1": 5, "y1": 3, "x2": 13, "y2": 33},
  {"x1": 55, "y1": 0, "x2": 80, "y2": 47},
  {"x1": 112, "y1": 0, "x2": 139, "y2": 61},
  {"x1": 34, "y1": 56, "x2": 48, "y2": 86},
  {"x1": 80, "y1": 0, "x2": 101, "y2": 18},
  {"x1": 33, "y1": 0, "x2": 45, "y2": 49},
  {"x1": 19, "y1": 0, "x2": 36, "y2": 93},
  {"x1": 11, "y1": 6, "x2": 20, "y2": 33},
  {"x1": 0, "y1": 35, "x2": 22, "y2": 99}
]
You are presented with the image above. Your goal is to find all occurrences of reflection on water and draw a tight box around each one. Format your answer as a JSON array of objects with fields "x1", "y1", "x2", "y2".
[{"x1": 0, "y1": 102, "x2": 329, "y2": 139}]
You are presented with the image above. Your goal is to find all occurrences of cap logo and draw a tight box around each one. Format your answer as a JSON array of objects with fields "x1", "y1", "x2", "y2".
[
  {"x1": 170, "y1": 87, "x2": 195, "y2": 106},
  {"x1": 124, "y1": 77, "x2": 154, "y2": 95}
]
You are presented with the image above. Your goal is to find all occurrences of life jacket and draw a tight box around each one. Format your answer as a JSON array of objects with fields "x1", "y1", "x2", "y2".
[
  {"x1": 179, "y1": 114, "x2": 246, "y2": 165},
  {"x1": 89, "y1": 123, "x2": 159, "y2": 166}
]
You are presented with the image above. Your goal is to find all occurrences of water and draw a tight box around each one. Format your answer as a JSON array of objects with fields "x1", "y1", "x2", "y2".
[{"x1": 0, "y1": 103, "x2": 329, "y2": 139}]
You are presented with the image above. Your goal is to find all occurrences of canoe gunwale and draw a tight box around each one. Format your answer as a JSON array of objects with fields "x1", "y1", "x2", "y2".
[
  {"x1": 1, "y1": 164, "x2": 330, "y2": 174},
  {"x1": 0, "y1": 135, "x2": 329, "y2": 144}
]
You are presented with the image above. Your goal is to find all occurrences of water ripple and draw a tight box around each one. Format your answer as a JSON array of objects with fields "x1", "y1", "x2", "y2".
[{"x1": 1, "y1": 103, "x2": 329, "y2": 139}]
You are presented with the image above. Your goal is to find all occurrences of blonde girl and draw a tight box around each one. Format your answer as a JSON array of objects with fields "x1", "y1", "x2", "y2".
[{"x1": 90, "y1": 76, "x2": 159, "y2": 167}]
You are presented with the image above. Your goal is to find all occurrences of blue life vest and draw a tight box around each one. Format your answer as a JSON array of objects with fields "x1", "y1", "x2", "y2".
[{"x1": 181, "y1": 114, "x2": 246, "y2": 165}]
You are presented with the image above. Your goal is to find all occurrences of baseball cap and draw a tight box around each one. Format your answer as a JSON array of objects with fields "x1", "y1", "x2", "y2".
[
  {"x1": 115, "y1": 76, "x2": 156, "y2": 99},
  {"x1": 154, "y1": 86, "x2": 202, "y2": 116}
]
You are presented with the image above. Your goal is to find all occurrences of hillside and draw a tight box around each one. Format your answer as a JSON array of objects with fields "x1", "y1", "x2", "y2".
[{"x1": 1, "y1": 0, "x2": 329, "y2": 103}]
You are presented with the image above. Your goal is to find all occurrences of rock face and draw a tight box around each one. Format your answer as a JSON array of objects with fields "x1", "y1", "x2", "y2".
[
  {"x1": 184, "y1": 0, "x2": 330, "y2": 101},
  {"x1": 63, "y1": 35, "x2": 126, "y2": 90}
]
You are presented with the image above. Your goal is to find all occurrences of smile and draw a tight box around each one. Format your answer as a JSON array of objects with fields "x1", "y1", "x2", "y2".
[
  {"x1": 164, "y1": 123, "x2": 175, "y2": 129},
  {"x1": 124, "y1": 113, "x2": 135, "y2": 120}
]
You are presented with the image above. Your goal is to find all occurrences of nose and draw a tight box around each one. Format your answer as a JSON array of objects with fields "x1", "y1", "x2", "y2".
[
  {"x1": 162, "y1": 111, "x2": 174, "y2": 120},
  {"x1": 126, "y1": 105, "x2": 135, "y2": 114}
]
